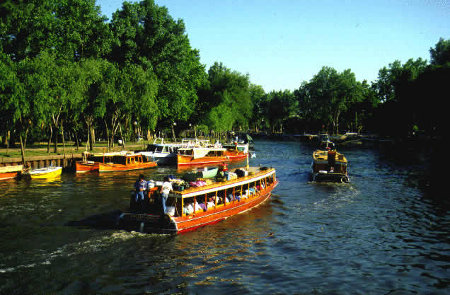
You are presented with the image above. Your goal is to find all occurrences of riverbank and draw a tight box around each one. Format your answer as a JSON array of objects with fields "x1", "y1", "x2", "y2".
[{"x1": 0, "y1": 141, "x2": 148, "y2": 169}]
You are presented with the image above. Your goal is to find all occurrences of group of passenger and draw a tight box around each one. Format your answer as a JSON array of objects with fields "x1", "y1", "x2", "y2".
[{"x1": 132, "y1": 174, "x2": 172, "y2": 214}]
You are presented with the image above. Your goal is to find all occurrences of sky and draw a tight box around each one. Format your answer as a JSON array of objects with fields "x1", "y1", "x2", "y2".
[{"x1": 96, "y1": 0, "x2": 450, "y2": 92}]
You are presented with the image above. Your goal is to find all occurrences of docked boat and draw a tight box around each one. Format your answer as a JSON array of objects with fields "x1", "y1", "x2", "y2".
[
  {"x1": 0, "y1": 165, "x2": 23, "y2": 180},
  {"x1": 224, "y1": 143, "x2": 250, "y2": 162},
  {"x1": 177, "y1": 143, "x2": 248, "y2": 168},
  {"x1": 177, "y1": 146, "x2": 228, "y2": 167},
  {"x1": 98, "y1": 153, "x2": 157, "y2": 172},
  {"x1": 29, "y1": 166, "x2": 62, "y2": 179},
  {"x1": 137, "y1": 138, "x2": 183, "y2": 165},
  {"x1": 75, "y1": 151, "x2": 103, "y2": 173},
  {"x1": 118, "y1": 166, "x2": 278, "y2": 234},
  {"x1": 311, "y1": 147, "x2": 349, "y2": 183}
]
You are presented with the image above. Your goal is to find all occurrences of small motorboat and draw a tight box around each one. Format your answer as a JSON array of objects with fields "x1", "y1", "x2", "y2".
[
  {"x1": 311, "y1": 146, "x2": 349, "y2": 183},
  {"x1": 0, "y1": 165, "x2": 23, "y2": 180},
  {"x1": 29, "y1": 166, "x2": 63, "y2": 179}
]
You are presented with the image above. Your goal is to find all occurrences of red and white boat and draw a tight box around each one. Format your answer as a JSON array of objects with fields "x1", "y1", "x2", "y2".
[
  {"x1": 118, "y1": 166, "x2": 278, "y2": 234},
  {"x1": 177, "y1": 143, "x2": 249, "y2": 167}
]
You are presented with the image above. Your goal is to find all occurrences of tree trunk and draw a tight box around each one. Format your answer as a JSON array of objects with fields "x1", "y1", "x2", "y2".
[
  {"x1": 19, "y1": 134, "x2": 26, "y2": 166},
  {"x1": 53, "y1": 125, "x2": 58, "y2": 153},
  {"x1": 61, "y1": 120, "x2": 65, "y2": 156},
  {"x1": 47, "y1": 125, "x2": 53, "y2": 153}
]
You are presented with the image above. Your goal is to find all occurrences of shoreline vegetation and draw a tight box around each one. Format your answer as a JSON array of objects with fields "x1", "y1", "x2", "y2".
[{"x1": 1, "y1": 0, "x2": 448, "y2": 166}]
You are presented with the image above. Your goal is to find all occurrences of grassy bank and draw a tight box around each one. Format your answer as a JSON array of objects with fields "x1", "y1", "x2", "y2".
[{"x1": 0, "y1": 141, "x2": 149, "y2": 161}]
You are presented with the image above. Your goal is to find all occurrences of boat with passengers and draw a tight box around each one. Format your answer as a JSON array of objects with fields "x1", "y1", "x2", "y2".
[
  {"x1": 118, "y1": 165, "x2": 278, "y2": 234},
  {"x1": 311, "y1": 140, "x2": 349, "y2": 183}
]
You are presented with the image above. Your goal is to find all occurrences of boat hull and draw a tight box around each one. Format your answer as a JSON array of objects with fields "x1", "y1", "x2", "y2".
[
  {"x1": 177, "y1": 154, "x2": 247, "y2": 167},
  {"x1": 0, "y1": 165, "x2": 23, "y2": 180},
  {"x1": 118, "y1": 188, "x2": 275, "y2": 234},
  {"x1": 98, "y1": 162, "x2": 157, "y2": 172},
  {"x1": 75, "y1": 161, "x2": 100, "y2": 173},
  {"x1": 30, "y1": 167, "x2": 62, "y2": 179}
]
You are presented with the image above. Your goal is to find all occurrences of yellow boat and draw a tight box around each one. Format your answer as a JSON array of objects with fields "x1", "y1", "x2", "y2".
[
  {"x1": 29, "y1": 166, "x2": 63, "y2": 179},
  {"x1": 311, "y1": 148, "x2": 349, "y2": 183}
]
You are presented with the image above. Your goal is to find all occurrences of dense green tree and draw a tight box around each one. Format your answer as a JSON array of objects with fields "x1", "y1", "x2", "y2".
[
  {"x1": 197, "y1": 62, "x2": 253, "y2": 132},
  {"x1": 0, "y1": 0, "x2": 111, "y2": 61},
  {"x1": 109, "y1": 0, "x2": 206, "y2": 131},
  {"x1": 430, "y1": 38, "x2": 450, "y2": 66},
  {"x1": 295, "y1": 67, "x2": 364, "y2": 134}
]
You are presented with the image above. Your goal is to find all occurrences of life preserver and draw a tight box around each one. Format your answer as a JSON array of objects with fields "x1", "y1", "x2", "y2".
[{"x1": 340, "y1": 176, "x2": 349, "y2": 183}]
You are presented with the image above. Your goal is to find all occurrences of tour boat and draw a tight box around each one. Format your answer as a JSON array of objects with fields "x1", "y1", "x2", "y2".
[
  {"x1": 311, "y1": 147, "x2": 349, "y2": 183},
  {"x1": 29, "y1": 166, "x2": 63, "y2": 179},
  {"x1": 98, "y1": 153, "x2": 157, "y2": 172},
  {"x1": 118, "y1": 166, "x2": 278, "y2": 234},
  {"x1": 0, "y1": 165, "x2": 23, "y2": 180}
]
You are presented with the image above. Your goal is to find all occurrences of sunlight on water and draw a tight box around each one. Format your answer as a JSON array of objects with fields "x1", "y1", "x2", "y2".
[{"x1": 0, "y1": 140, "x2": 448, "y2": 294}]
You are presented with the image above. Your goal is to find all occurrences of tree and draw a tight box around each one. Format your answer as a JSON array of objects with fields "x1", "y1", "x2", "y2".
[
  {"x1": 430, "y1": 38, "x2": 450, "y2": 66},
  {"x1": 0, "y1": 0, "x2": 112, "y2": 61},
  {"x1": 295, "y1": 67, "x2": 363, "y2": 134},
  {"x1": 109, "y1": 0, "x2": 206, "y2": 130}
]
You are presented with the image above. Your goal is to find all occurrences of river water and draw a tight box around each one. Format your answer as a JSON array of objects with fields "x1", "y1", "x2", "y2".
[{"x1": 0, "y1": 140, "x2": 448, "y2": 294}]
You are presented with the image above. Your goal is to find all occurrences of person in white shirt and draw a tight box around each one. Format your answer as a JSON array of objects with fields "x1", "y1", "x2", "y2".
[{"x1": 160, "y1": 176, "x2": 172, "y2": 214}]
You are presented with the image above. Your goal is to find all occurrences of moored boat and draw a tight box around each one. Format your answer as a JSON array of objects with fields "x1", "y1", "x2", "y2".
[
  {"x1": 0, "y1": 165, "x2": 23, "y2": 180},
  {"x1": 75, "y1": 151, "x2": 103, "y2": 173},
  {"x1": 311, "y1": 147, "x2": 349, "y2": 183},
  {"x1": 136, "y1": 138, "x2": 185, "y2": 165},
  {"x1": 177, "y1": 144, "x2": 248, "y2": 167},
  {"x1": 29, "y1": 166, "x2": 62, "y2": 179},
  {"x1": 118, "y1": 166, "x2": 278, "y2": 234},
  {"x1": 98, "y1": 153, "x2": 157, "y2": 172}
]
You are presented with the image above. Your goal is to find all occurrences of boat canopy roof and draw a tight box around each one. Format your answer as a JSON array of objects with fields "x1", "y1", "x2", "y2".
[{"x1": 171, "y1": 167, "x2": 276, "y2": 199}]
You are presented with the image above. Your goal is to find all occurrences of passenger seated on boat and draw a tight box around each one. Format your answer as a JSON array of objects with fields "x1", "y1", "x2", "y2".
[
  {"x1": 228, "y1": 193, "x2": 240, "y2": 201},
  {"x1": 198, "y1": 203, "x2": 207, "y2": 211},
  {"x1": 207, "y1": 200, "x2": 215, "y2": 209},
  {"x1": 184, "y1": 203, "x2": 194, "y2": 215}
]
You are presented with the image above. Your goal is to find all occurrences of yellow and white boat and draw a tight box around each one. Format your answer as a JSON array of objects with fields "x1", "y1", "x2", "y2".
[
  {"x1": 29, "y1": 166, "x2": 63, "y2": 179},
  {"x1": 311, "y1": 148, "x2": 349, "y2": 183}
]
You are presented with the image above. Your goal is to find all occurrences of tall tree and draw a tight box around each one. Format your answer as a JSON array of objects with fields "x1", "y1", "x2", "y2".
[{"x1": 110, "y1": 0, "x2": 206, "y2": 130}]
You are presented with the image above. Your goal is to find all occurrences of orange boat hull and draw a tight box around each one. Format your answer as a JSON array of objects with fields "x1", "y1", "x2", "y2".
[
  {"x1": 0, "y1": 172, "x2": 18, "y2": 180},
  {"x1": 98, "y1": 162, "x2": 157, "y2": 172},
  {"x1": 118, "y1": 173, "x2": 278, "y2": 234},
  {"x1": 76, "y1": 161, "x2": 100, "y2": 173},
  {"x1": 177, "y1": 153, "x2": 248, "y2": 167},
  {"x1": 173, "y1": 186, "x2": 275, "y2": 233}
]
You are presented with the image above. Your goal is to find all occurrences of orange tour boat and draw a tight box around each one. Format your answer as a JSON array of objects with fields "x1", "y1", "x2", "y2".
[
  {"x1": 98, "y1": 153, "x2": 157, "y2": 172},
  {"x1": 118, "y1": 166, "x2": 278, "y2": 234}
]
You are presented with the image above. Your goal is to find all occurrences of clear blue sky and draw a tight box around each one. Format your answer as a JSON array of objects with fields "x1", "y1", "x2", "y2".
[{"x1": 96, "y1": 0, "x2": 449, "y2": 92}]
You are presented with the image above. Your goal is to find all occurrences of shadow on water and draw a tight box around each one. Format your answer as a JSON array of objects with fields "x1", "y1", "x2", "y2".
[{"x1": 65, "y1": 210, "x2": 123, "y2": 230}]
